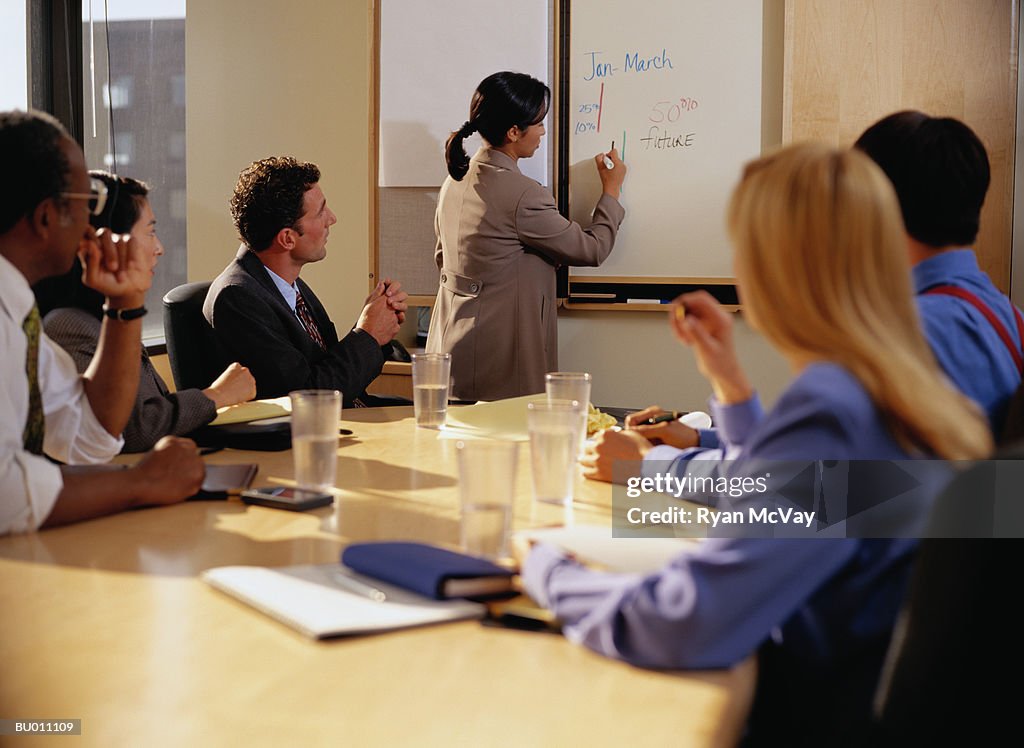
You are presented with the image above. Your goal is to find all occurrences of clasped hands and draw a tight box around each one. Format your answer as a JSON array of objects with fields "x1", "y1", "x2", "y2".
[{"x1": 357, "y1": 277, "x2": 409, "y2": 345}]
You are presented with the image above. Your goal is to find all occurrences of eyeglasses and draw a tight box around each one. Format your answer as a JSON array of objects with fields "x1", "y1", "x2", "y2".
[{"x1": 59, "y1": 177, "x2": 108, "y2": 217}]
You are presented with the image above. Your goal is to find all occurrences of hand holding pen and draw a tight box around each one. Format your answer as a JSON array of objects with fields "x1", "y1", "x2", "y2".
[
  {"x1": 668, "y1": 291, "x2": 753, "y2": 405},
  {"x1": 596, "y1": 141, "x2": 626, "y2": 199},
  {"x1": 625, "y1": 407, "x2": 699, "y2": 449}
]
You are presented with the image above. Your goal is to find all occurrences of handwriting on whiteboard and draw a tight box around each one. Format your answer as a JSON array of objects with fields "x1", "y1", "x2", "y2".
[{"x1": 582, "y1": 49, "x2": 674, "y2": 81}]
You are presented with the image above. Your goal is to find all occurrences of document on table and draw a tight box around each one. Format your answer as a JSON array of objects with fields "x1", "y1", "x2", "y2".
[
  {"x1": 202, "y1": 564, "x2": 485, "y2": 639},
  {"x1": 439, "y1": 394, "x2": 538, "y2": 441},
  {"x1": 209, "y1": 397, "x2": 291, "y2": 426},
  {"x1": 516, "y1": 524, "x2": 700, "y2": 573}
]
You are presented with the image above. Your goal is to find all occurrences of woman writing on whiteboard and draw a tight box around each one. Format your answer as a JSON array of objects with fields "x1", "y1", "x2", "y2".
[{"x1": 427, "y1": 71, "x2": 626, "y2": 401}]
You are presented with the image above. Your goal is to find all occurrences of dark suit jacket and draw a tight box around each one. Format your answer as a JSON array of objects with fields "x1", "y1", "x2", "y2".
[{"x1": 203, "y1": 246, "x2": 384, "y2": 405}]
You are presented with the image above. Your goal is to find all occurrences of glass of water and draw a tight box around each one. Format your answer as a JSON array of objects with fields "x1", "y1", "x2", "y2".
[
  {"x1": 456, "y1": 439, "x2": 519, "y2": 559},
  {"x1": 289, "y1": 389, "x2": 341, "y2": 491},
  {"x1": 545, "y1": 371, "x2": 592, "y2": 454},
  {"x1": 412, "y1": 352, "x2": 451, "y2": 429},
  {"x1": 527, "y1": 399, "x2": 585, "y2": 506}
]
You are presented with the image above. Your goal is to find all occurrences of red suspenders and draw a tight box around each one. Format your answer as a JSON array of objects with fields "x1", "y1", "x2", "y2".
[{"x1": 923, "y1": 284, "x2": 1024, "y2": 375}]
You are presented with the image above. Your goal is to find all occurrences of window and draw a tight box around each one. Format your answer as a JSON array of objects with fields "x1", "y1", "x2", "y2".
[
  {"x1": 0, "y1": 2, "x2": 29, "y2": 110},
  {"x1": 81, "y1": 0, "x2": 186, "y2": 341}
]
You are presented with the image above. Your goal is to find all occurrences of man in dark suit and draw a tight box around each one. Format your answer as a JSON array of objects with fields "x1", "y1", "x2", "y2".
[{"x1": 204, "y1": 156, "x2": 408, "y2": 406}]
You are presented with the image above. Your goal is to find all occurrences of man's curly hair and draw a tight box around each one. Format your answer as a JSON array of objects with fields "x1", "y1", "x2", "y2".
[{"x1": 230, "y1": 156, "x2": 321, "y2": 251}]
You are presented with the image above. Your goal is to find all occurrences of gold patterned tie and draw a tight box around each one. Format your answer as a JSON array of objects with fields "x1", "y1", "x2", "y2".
[
  {"x1": 22, "y1": 304, "x2": 45, "y2": 455},
  {"x1": 295, "y1": 290, "x2": 326, "y2": 350}
]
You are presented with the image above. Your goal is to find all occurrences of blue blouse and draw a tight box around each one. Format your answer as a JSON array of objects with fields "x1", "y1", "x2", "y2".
[{"x1": 523, "y1": 363, "x2": 947, "y2": 670}]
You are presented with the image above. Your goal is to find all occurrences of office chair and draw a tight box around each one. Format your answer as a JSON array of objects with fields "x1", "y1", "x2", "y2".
[
  {"x1": 162, "y1": 281, "x2": 230, "y2": 391},
  {"x1": 870, "y1": 441, "x2": 1024, "y2": 745}
]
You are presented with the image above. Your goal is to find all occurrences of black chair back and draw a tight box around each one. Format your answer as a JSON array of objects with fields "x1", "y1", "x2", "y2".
[{"x1": 162, "y1": 281, "x2": 229, "y2": 391}]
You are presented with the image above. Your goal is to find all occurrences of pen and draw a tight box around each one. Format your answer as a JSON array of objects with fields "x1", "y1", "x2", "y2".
[
  {"x1": 603, "y1": 140, "x2": 615, "y2": 169},
  {"x1": 333, "y1": 572, "x2": 387, "y2": 602},
  {"x1": 643, "y1": 411, "x2": 683, "y2": 425}
]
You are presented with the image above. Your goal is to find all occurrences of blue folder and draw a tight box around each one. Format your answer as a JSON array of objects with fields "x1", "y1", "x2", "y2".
[{"x1": 341, "y1": 542, "x2": 515, "y2": 600}]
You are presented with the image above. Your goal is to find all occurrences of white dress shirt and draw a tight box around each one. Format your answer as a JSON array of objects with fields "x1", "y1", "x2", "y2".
[{"x1": 0, "y1": 254, "x2": 123, "y2": 534}]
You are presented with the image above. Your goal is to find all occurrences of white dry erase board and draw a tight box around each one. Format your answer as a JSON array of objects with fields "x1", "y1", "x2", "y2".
[
  {"x1": 560, "y1": 0, "x2": 763, "y2": 301},
  {"x1": 375, "y1": 0, "x2": 551, "y2": 299},
  {"x1": 377, "y1": 0, "x2": 550, "y2": 187}
]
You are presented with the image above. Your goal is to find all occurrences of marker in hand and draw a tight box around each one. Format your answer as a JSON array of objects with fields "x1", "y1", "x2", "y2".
[
  {"x1": 644, "y1": 410, "x2": 683, "y2": 425},
  {"x1": 603, "y1": 141, "x2": 615, "y2": 170}
]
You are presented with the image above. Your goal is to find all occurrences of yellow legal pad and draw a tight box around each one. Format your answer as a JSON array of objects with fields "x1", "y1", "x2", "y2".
[{"x1": 208, "y1": 397, "x2": 291, "y2": 426}]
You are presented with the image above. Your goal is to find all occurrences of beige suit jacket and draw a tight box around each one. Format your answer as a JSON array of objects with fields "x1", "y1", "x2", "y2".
[{"x1": 427, "y1": 147, "x2": 624, "y2": 401}]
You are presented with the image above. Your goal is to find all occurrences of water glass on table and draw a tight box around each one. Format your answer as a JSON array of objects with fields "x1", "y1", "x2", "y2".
[
  {"x1": 527, "y1": 399, "x2": 585, "y2": 506},
  {"x1": 545, "y1": 371, "x2": 592, "y2": 453},
  {"x1": 289, "y1": 389, "x2": 341, "y2": 492},
  {"x1": 456, "y1": 439, "x2": 519, "y2": 559},
  {"x1": 412, "y1": 352, "x2": 452, "y2": 429}
]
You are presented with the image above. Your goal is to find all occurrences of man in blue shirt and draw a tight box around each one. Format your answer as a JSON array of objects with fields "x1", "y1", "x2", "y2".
[{"x1": 855, "y1": 111, "x2": 1023, "y2": 432}]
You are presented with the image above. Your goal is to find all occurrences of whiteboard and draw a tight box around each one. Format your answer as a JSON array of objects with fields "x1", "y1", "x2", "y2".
[
  {"x1": 566, "y1": 0, "x2": 763, "y2": 280},
  {"x1": 378, "y1": 0, "x2": 550, "y2": 187}
]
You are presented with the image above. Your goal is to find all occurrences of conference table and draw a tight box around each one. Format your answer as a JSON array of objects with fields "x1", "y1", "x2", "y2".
[{"x1": 0, "y1": 405, "x2": 755, "y2": 747}]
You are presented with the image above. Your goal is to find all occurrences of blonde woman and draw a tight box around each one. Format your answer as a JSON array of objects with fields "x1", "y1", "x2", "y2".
[{"x1": 521, "y1": 144, "x2": 991, "y2": 743}]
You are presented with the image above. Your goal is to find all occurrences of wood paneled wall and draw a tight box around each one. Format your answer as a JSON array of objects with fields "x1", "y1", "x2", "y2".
[{"x1": 783, "y1": 0, "x2": 1019, "y2": 290}]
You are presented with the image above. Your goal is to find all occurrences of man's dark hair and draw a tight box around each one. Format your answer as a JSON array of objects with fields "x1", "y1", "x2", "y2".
[
  {"x1": 0, "y1": 110, "x2": 72, "y2": 234},
  {"x1": 854, "y1": 110, "x2": 990, "y2": 248},
  {"x1": 230, "y1": 156, "x2": 321, "y2": 251}
]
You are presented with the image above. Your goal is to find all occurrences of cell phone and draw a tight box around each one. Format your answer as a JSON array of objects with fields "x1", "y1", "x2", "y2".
[{"x1": 240, "y1": 486, "x2": 334, "y2": 511}]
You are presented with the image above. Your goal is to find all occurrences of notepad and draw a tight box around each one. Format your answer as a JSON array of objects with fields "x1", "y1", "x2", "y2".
[
  {"x1": 202, "y1": 564, "x2": 485, "y2": 639},
  {"x1": 209, "y1": 397, "x2": 291, "y2": 426}
]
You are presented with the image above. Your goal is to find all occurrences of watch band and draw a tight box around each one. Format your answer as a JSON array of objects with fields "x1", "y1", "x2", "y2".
[{"x1": 103, "y1": 305, "x2": 148, "y2": 321}]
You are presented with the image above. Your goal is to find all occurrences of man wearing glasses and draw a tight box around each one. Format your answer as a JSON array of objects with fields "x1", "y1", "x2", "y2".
[{"x1": 0, "y1": 109, "x2": 204, "y2": 535}]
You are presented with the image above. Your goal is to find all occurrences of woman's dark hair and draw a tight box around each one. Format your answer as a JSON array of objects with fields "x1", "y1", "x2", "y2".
[
  {"x1": 854, "y1": 111, "x2": 990, "y2": 248},
  {"x1": 33, "y1": 171, "x2": 150, "y2": 319},
  {"x1": 90, "y1": 170, "x2": 149, "y2": 233},
  {"x1": 444, "y1": 71, "x2": 550, "y2": 181}
]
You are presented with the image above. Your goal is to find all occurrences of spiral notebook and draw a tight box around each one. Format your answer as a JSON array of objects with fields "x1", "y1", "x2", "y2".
[{"x1": 202, "y1": 564, "x2": 485, "y2": 639}]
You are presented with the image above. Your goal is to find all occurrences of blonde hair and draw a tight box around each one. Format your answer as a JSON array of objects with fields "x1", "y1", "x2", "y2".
[{"x1": 728, "y1": 142, "x2": 991, "y2": 460}]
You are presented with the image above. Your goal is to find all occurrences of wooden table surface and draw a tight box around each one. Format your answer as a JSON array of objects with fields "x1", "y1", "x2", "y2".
[{"x1": 0, "y1": 406, "x2": 754, "y2": 747}]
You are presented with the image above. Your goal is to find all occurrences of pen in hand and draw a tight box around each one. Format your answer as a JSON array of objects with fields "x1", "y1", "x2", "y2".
[
  {"x1": 603, "y1": 140, "x2": 615, "y2": 170},
  {"x1": 642, "y1": 411, "x2": 683, "y2": 426},
  {"x1": 333, "y1": 572, "x2": 387, "y2": 602}
]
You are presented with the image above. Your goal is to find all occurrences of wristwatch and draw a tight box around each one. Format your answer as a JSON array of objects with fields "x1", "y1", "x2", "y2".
[{"x1": 103, "y1": 305, "x2": 148, "y2": 321}]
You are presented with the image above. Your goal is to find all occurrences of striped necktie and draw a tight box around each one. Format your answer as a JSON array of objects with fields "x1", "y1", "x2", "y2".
[
  {"x1": 295, "y1": 290, "x2": 326, "y2": 350},
  {"x1": 22, "y1": 304, "x2": 45, "y2": 455}
]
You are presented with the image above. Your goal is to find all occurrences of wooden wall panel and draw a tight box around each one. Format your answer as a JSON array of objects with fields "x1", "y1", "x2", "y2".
[{"x1": 784, "y1": 0, "x2": 1018, "y2": 290}]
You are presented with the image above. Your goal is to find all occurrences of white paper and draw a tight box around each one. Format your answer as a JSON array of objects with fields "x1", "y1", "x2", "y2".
[{"x1": 203, "y1": 564, "x2": 484, "y2": 639}]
